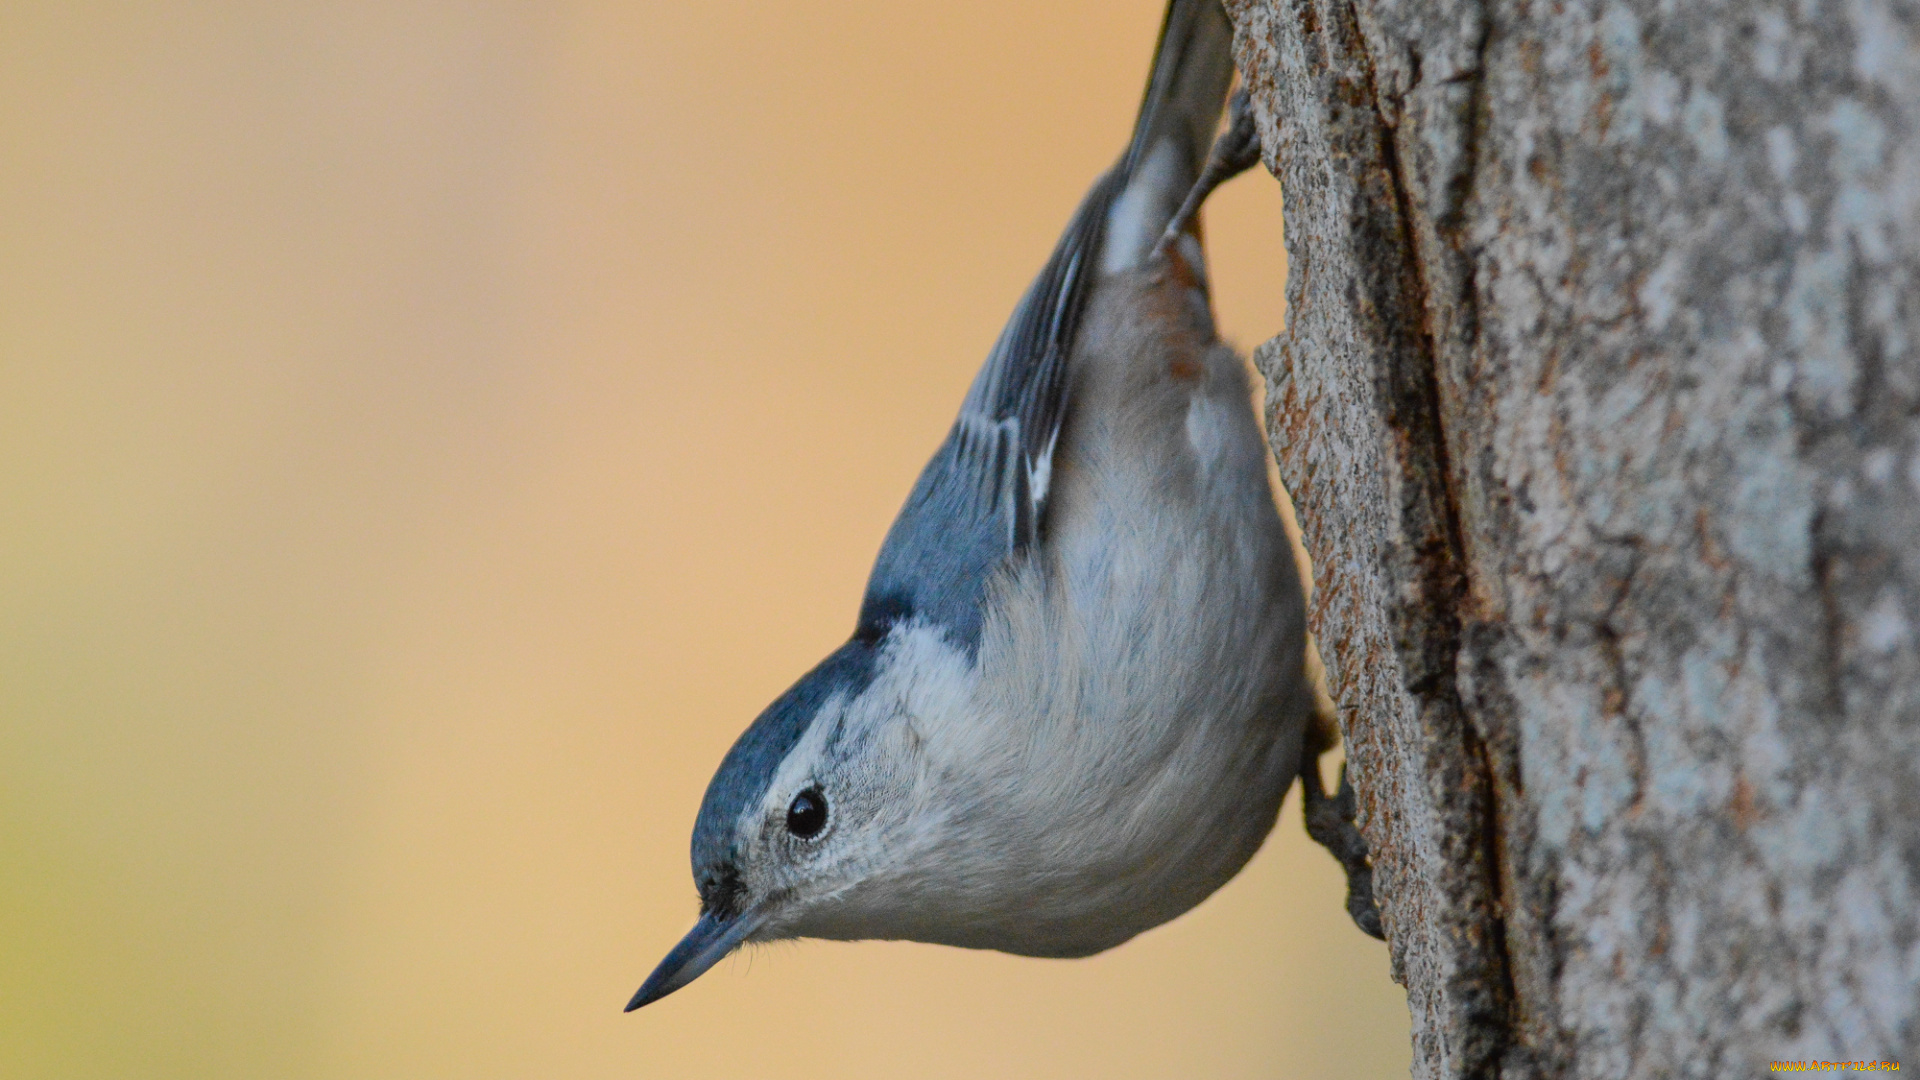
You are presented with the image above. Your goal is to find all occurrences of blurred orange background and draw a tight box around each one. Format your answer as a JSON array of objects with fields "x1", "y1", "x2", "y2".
[{"x1": 0, "y1": 2, "x2": 1408, "y2": 1077}]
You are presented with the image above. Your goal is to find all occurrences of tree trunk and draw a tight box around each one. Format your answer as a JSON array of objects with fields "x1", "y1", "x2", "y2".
[{"x1": 1221, "y1": 0, "x2": 1920, "y2": 1075}]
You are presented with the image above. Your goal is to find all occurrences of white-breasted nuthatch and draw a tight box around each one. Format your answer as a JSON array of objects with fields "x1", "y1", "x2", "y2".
[{"x1": 627, "y1": 0, "x2": 1378, "y2": 1012}]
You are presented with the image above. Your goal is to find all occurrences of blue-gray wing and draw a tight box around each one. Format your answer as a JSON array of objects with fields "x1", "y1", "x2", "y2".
[
  {"x1": 856, "y1": 171, "x2": 1123, "y2": 654},
  {"x1": 855, "y1": 0, "x2": 1235, "y2": 655}
]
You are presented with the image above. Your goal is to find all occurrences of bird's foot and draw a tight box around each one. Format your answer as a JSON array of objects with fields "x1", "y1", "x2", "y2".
[
  {"x1": 1153, "y1": 87, "x2": 1263, "y2": 258},
  {"x1": 1300, "y1": 759, "x2": 1386, "y2": 941}
]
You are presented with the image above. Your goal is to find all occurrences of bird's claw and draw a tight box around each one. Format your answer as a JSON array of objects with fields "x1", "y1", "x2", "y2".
[
  {"x1": 1152, "y1": 87, "x2": 1263, "y2": 259},
  {"x1": 1300, "y1": 759, "x2": 1386, "y2": 941}
]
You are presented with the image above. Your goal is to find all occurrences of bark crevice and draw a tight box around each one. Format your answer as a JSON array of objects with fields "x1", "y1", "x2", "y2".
[{"x1": 1358, "y1": 22, "x2": 1520, "y2": 1077}]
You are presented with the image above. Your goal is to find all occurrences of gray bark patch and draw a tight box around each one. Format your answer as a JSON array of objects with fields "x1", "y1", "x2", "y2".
[{"x1": 1226, "y1": 0, "x2": 1920, "y2": 1075}]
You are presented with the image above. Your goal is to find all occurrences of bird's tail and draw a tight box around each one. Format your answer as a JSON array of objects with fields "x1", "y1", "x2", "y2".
[{"x1": 1101, "y1": 0, "x2": 1237, "y2": 273}]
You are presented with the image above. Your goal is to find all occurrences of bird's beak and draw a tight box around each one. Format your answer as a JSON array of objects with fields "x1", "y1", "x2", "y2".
[{"x1": 624, "y1": 907, "x2": 766, "y2": 1011}]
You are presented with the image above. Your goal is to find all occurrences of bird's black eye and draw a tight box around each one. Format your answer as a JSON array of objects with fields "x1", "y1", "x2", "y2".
[{"x1": 786, "y1": 788, "x2": 828, "y2": 839}]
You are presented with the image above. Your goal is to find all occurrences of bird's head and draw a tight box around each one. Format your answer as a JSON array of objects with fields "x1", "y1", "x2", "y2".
[{"x1": 626, "y1": 627, "x2": 975, "y2": 1010}]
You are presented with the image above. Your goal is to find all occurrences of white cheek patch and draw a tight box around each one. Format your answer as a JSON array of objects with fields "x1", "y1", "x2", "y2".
[
  {"x1": 748, "y1": 624, "x2": 975, "y2": 857},
  {"x1": 881, "y1": 622, "x2": 976, "y2": 726}
]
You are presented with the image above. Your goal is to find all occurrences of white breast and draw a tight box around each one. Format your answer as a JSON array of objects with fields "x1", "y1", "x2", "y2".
[{"x1": 869, "y1": 267, "x2": 1313, "y2": 958}]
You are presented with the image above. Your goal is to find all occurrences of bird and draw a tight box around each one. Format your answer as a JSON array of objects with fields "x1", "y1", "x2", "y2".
[{"x1": 626, "y1": 0, "x2": 1376, "y2": 1013}]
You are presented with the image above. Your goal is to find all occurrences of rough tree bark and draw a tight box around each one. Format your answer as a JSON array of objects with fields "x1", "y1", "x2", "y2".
[{"x1": 1221, "y1": 0, "x2": 1920, "y2": 1075}]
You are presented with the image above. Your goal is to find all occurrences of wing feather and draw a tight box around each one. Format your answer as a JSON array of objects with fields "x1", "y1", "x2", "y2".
[
  {"x1": 857, "y1": 173, "x2": 1119, "y2": 653},
  {"x1": 857, "y1": 0, "x2": 1232, "y2": 654}
]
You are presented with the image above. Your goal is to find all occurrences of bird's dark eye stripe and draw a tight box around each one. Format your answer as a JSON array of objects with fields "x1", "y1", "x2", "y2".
[{"x1": 786, "y1": 788, "x2": 828, "y2": 839}]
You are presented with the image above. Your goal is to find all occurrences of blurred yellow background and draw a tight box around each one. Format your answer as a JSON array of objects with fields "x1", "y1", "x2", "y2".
[{"x1": 0, "y1": 2, "x2": 1409, "y2": 1077}]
